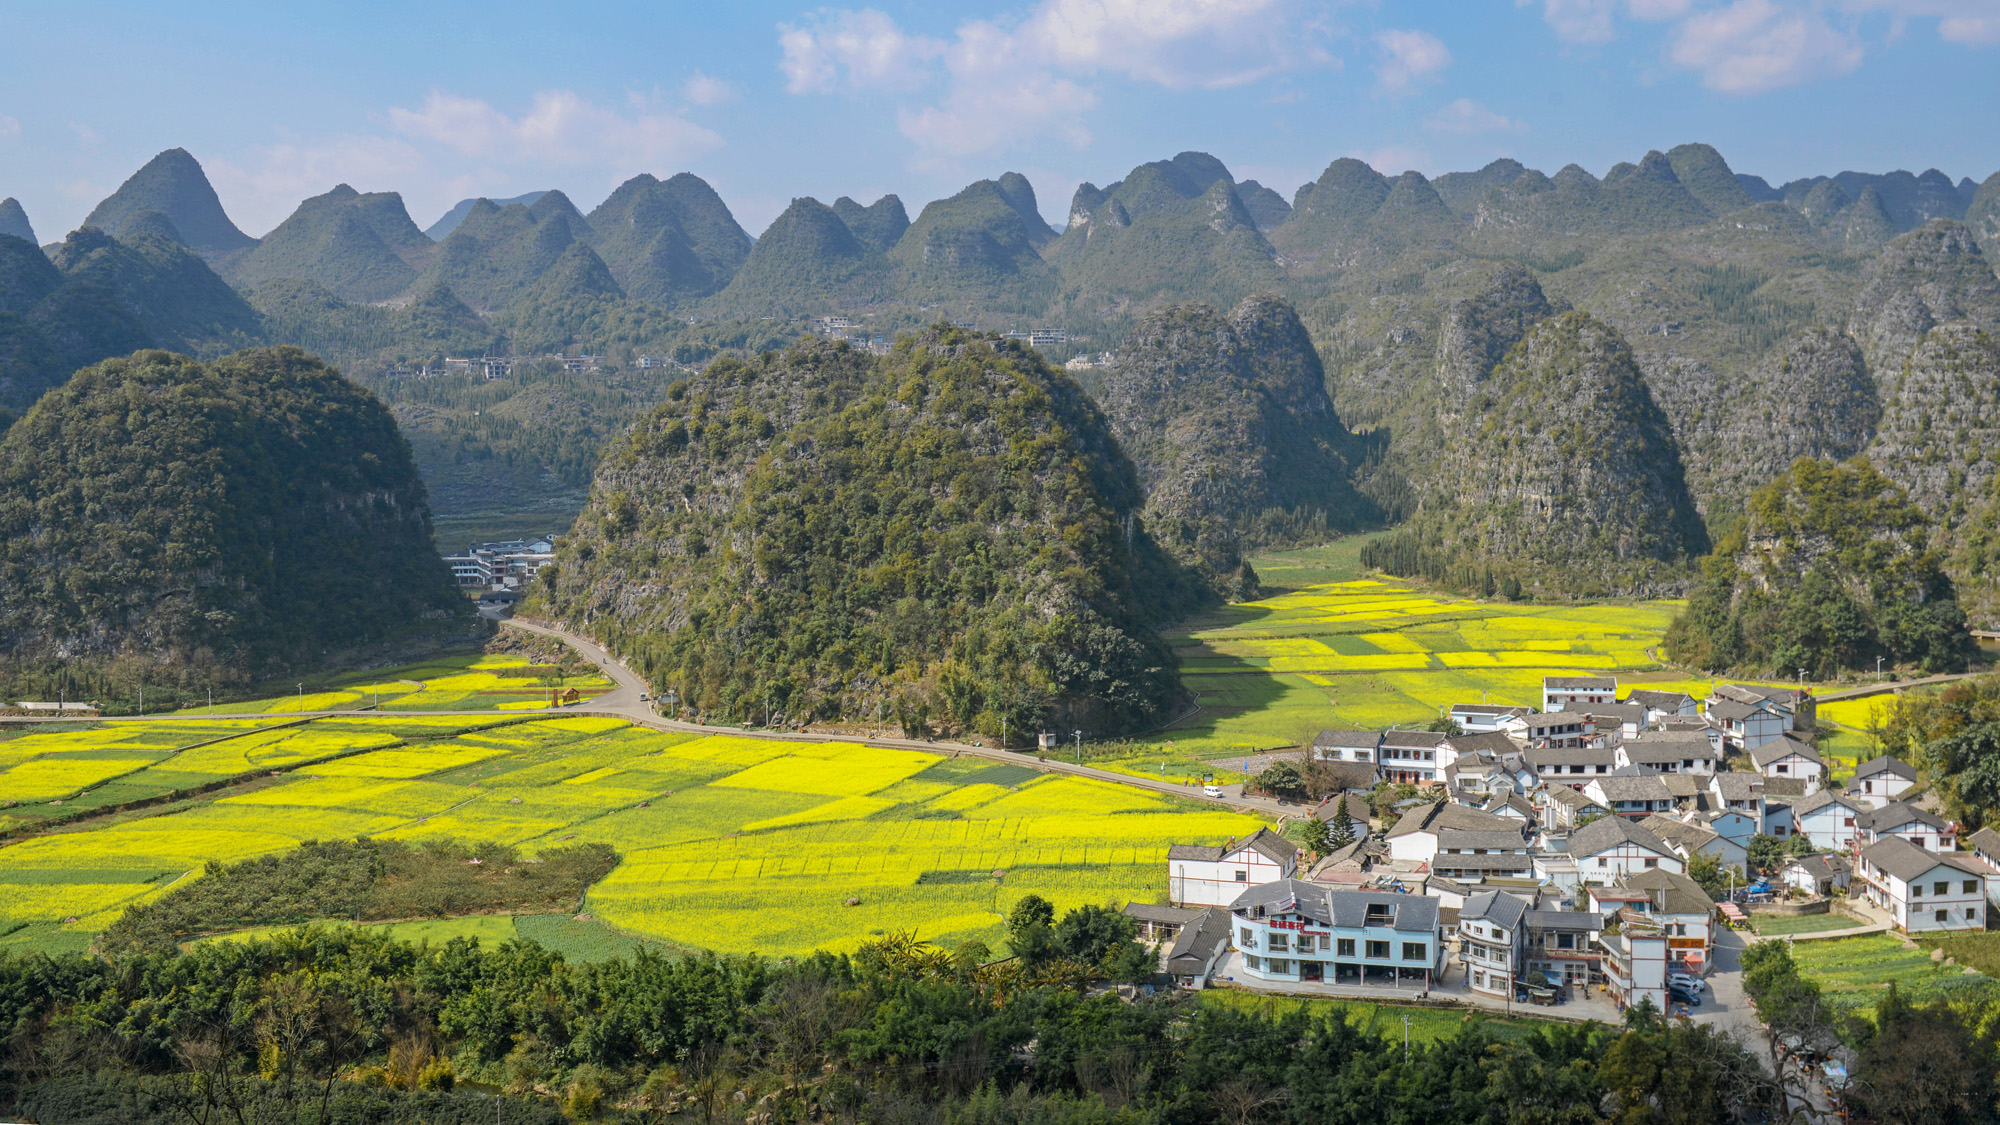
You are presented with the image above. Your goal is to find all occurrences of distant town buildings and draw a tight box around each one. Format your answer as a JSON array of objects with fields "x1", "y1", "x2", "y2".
[{"x1": 443, "y1": 536, "x2": 557, "y2": 588}]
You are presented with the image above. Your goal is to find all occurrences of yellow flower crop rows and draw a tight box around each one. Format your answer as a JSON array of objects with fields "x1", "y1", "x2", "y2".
[{"x1": 0, "y1": 757, "x2": 158, "y2": 802}]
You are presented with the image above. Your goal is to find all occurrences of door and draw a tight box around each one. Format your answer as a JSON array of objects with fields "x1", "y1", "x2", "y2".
[{"x1": 1301, "y1": 961, "x2": 1323, "y2": 982}]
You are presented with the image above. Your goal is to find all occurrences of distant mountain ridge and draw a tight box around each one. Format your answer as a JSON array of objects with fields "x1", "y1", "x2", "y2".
[{"x1": 425, "y1": 192, "x2": 551, "y2": 240}]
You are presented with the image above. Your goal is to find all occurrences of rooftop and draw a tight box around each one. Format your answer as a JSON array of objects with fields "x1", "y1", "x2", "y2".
[
  {"x1": 1229, "y1": 879, "x2": 1442, "y2": 932},
  {"x1": 1546, "y1": 676, "x2": 1617, "y2": 690},
  {"x1": 1861, "y1": 835, "x2": 1990, "y2": 882},
  {"x1": 1566, "y1": 814, "x2": 1674, "y2": 859}
]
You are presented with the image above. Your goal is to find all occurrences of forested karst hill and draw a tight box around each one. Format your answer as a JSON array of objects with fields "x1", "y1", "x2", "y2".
[
  {"x1": 539, "y1": 330, "x2": 1206, "y2": 737},
  {"x1": 1095, "y1": 294, "x2": 1374, "y2": 594},
  {"x1": 0, "y1": 347, "x2": 467, "y2": 694}
]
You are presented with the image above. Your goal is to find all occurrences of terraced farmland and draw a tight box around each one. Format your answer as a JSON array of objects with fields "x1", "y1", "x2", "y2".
[{"x1": 0, "y1": 707, "x2": 1267, "y2": 957}]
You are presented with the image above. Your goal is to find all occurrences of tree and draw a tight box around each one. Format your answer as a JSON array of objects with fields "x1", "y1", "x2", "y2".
[
  {"x1": 1687, "y1": 852, "x2": 1731, "y2": 900},
  {"x1": 1328, "y1": 799, "x2": 1358, "y2": 849},
  {"x1": 1746, "y1": 833, "x2": 1787, "y2": 873},
  {"x1": 1254, "y1": 761, "x2": 1305, "y2": 800},
  {"x1": 1852, "y1": 984, "x2": 2000, "y2": 1125},
  {"x1": 1423, "y1": 716, "x2": 1465, "y2": 736},
  {"x1": 1007, "y1": 894, "x2": 1058, "y2": 963},
  {"x1": 1299, "y1": 815, "x2": 1331, "y2": 857}
]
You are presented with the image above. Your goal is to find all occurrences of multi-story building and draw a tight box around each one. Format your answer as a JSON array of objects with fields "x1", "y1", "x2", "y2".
[
  {"x1": 1525, "y1": 745, "x2": 1619, "y2": 788},
  {"x1": 1790, "y1": 789, "x2": 1869, "y2": 852},
  {"x1": 1847, "y1": 756, "x2": 1919, "y2": 809},
  {"x1": 1749, "y1": 733, "x2": 1825, "y2": 787},
  {"x1": 1591, "y1": 868, "x2": 1717, "y2": 975},
  {"x1": 1229, "y1": 880, "x2": 1444, "y2": 987},
  {"x1": 1583, "y1": 775, "x2": 1676, "y2": 820},
  {"x1": 1854, "y1": 800, "x2": 1956, "y2": 852},
  {"x1": 1856, "y1": 836, "x2": 1992, "y2": 932},
  {"x1": 1614, "y1": 732, "x2": 1719, "y2": 775},
  {"x1": 1377, "y1": 729, "x2": 1449, "y2": 782},
  {"x1": 442, "y1": 536, "x2": 558, "y2": 587},
  {"x1": 1506, "y1": 712, "x2": 1599, "y2": 750},
  {"x1": 1564, "y1": 815, "x2": 1683, "y2": 885},
  {"x1": 1623, "y1": 690, "x2": 1697, "y2": 723},
  {"x1": 1448, "y1": 703, "x2": 1532, "y2": 733},
  {"x1": 1383, "y1": 800, "x2": 1522, "y2": 865},
  {"x1": 1544, "y1": 676, "x2": 1617, "y2": 712},
  {"x1": 1312, "y1": 729, "x2": 1382, "y2": 764}
]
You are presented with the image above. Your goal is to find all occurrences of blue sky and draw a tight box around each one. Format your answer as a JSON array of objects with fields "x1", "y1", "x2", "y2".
[{"x1": 2, "y1": 0, "x2": 1996, "y2": 241}]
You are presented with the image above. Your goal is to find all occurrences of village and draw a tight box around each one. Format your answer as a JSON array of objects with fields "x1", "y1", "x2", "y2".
[{"x1": 1125, "y1": 675, "x2": 1989, "y2": 1035}]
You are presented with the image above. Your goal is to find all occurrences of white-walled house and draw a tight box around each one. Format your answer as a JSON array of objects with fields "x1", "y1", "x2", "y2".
[
  {"x1": 1709, "y1": 683, "x2": 1815, "y2": 732},
  {"x1": 1615, "y1": 732, "x2": 1720, "y2": 775},
  {"x1": 1565, "y1": 815, "x2": 1684, "y2": 885},
  {"x1": 1971, "y1": 829, "x2": 2000, "y2": 910},
  {"x1": 1459, "y1": 890, "x2": 1530, "y2": 998},
  {"x1": 1506, "y1": 712, "x2": 1599, "y2": 750},
  {"x1": 1791, "y1": 789, "x2": 1869, "y2": 852},
  {"x1": 1450, "y1": 703, "x2": 1532, "y2": 733},
  {"x1": 1436, "y1": 731, "x2": 1521, "y2": 774},
  {"x1": 1781, "y1": 853, "x2": 1851, "y2": 896},
  {"x1": 1544, "y1": 676, "x2": 1617, "y2": 712},
  {"x1": 1589, "y1": 703, "x2": 1649, "y2": 741},
  {"x1": 1857, "y1": 835, "x2": 1992, "y2": 933},
  {"x1": 1312, "y1": 730, "x2": 1382, "y2": 765},
  {"x1": 1624, "y1": 689, "x2": 1697, "y2": 723},
  {"x1": 1539, "y1": 785, "x2": 1609, "y2": 831},
  {"x1": 1430, "y1": 828, "x2": 1536, "y2": 881},
  {"x1": 1583, "y1": 775, "x2": 1676, "y2": 820},
  {"x1": 1383, "y1": 800, "x2": 1522, "y2": 865},
  {"x1": 1525, "y1": 745, "x2": 1619, "y2": 788},
  {"x1": 1378, "y1": 729, "x2": 1449, "y2": 783},
  {"x1": 1749, "y1": 734, "x2": 1824, "y2": 787},
  {"x1": 1229, "y1": 880, "x2": 1444, "y2": 986},
  {"x1": 1708, "y1": 700, "x2": 1787, "y2": 752},
  {"x1": 1855, "y1": 801, "x2": 1956, "y2": 852},
  {"x1": 1168, "y1": 829, "x2": 1299, "y2": 907},
  {"x1": 1847, "y1": 757, "x2": 1919, "y2": 809}
]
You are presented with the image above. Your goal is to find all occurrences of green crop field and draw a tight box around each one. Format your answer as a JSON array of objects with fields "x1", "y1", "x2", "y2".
[
  {"x1": 1200, "y1": 990, "x2": 1547, "y2": 1042},
  {"x1": 0, "y1": 702, "x2": 1269, "y2": 956},
  {"x1": 1789, "y1": 933, "x2": 2000, "y2": 1015}
]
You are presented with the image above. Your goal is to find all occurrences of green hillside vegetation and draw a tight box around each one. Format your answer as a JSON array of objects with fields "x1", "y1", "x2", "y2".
[
  {"x1": 0, "y1": 347, "x2": 469, "y2": 698},
  {"x1": 582, "y1": 171, "x2": 752, "y2": 304},
  {"x1": 227, "y1": 183, "x2": 434, "y2": 301},
  {"x1": 705, "y1": 196, "x2": 890, "y2": 317},
  {"x1": 833, "y1": 193, "x2": 911, "y2": 253},
  {"x1": 79, "y1": 147, "x2": 255, "y2": 255},
  {"x1": 889, "y1": 177, "x2": 1061, "y2": 315},
  {"x1": 1664, "y1": 457, "x2": 1976, "y2": 676},
  {"x1": 1096, "y1": 294, "x2": 1375, "y2": 594},
  {"x1": 540, "y1": 329, "x2": 1206, "y2": 737},
  {"x1": 416, "y1": 191, "x2": 598, "y2": 311}
]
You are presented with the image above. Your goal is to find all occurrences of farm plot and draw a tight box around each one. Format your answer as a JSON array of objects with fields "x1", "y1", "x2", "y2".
[
  {"x1": 4, "y1": 709, "x2": 1269, "y2": 955},
  {"x1": 1790, "y1": 933, "x2": 2000, "y2": 1015}
]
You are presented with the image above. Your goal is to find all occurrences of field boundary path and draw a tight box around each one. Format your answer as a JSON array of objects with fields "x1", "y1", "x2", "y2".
[
  {"x1": 0, "y1": 618, "x2": 1298, "y2": 820},
  {"x1": 1814, "y1": 671, "x2": 1986, "y2": 703}
]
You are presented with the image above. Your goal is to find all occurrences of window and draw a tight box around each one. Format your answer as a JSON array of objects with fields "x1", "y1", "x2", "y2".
[
  {"x1": 1971, "y1": 909, "x2": 1982, "y2": 921},
  {"x1": 1235, "y1": 870, "x2": 1249, "y2": 882},
  {"x1": 1597, "y1": 858, "x2": 1609, "y2": 868},
  {"x1": 1337, "y1": 938, "x2": 1356, "y2": 957},
  {"x1": 1776, "y1": 765, "x2": 1788, "y2": 774},
  {"x1": 1912, "y1": 882, "x2": 1925, "y2": 897},
  {"x1": 1245, "y1": 955, "x2": 1261, "y2": 970},
  {"x1": 1557, "y1": 932, "x2": 1576, "y2": 950},
  {"x1": 1936, "y1": 881, "x2": 1951, "y2": 896},
  {"x1": 1268, "y1": 959, "x2": 1291, "y2": 974},
  {"x1": 1268, "y1": 934, "x2": 1289, "y2": 952},
  {"x1": 1318, "y1": 934, "x2": 1331, "y2": 951},
  {"x1": 1967, "y1": 880, "x2": 1981, "y2": 895},
  {"x1": 1240, "y1": 927, "x2": 1254, "y2": 946},
  {"x1": 1844, "y1": 817, "x2": 1854, "y2": 827},
  {"x1": 1403, "y1": 942, "x2": 1426, "y2": 961},
  {"x1": 1474, "y1": 970, "x2": 1486, "y2": 987},
  {"x1": 1937, "y1": 910, "x2": 1949, "y2": 923}
]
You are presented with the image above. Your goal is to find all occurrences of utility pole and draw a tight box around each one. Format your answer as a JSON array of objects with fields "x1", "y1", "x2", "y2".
[
  {"x1": 1073, "y1": 729, "x2": 1082, "y2": 764},
  {"x1": 1876, "y1": 655, "x2": 1884, "y2": 681},
  {"x1": 207, "y1": 687, "x2": 212, "y2": 715},
  {"x1": 298, "y1": 683, "x2": 304, "y2": 712},
  {"x1": 138, "y1": 684, "x2": 143, "y2": 717},
  {"x1": 1402, "y1": 1012, "x2": 1411, "y2": 1063}
]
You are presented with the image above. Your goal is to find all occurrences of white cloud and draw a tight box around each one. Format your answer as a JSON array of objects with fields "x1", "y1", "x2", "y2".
[
  {"x1": 778, "y1": 9, "x2": 942, "y2": 93},
  {"x1": 1938, "y1": 14, "x2": 2000, "y2": 43},
  {"x1": 1373, "y1": 29, "x2": 1452, "y2": 93},
  {"x1": 780, "y1": 0, "x2": 1329, "y2": 164},
  {"x1": 1424, "y1": 98, "x2": 1525, "y2": 133},
  {"x1": 1531, "y1": 0, "x2": 1622, "y2": 43},
  {"x1": 1670, "y1": 0, "x2": 1863, "y2": 91},
  {"x1": 389, "y1": 89, "x2": 722, "y2": 167},
  {"x1": 683, "y1": 72, "x2": 735, "y2": 107},
  {"x1": 0, "y1": 116, "x2": 18, "y2": 142},
  {"x1": 1357, "y1": 144, "x2": 1432, "y2": 177}
]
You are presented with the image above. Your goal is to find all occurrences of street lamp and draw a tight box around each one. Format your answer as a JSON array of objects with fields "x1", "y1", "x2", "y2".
[
  {"x1": 1876, "y1": 656, "x2": 1884, "y2": 681},
  {"x1": 1073, "y1": 729, "x2": 1082, "y2": 764}
]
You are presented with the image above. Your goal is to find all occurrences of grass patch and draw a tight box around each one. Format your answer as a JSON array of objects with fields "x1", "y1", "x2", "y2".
[
  {"x1": 1200, "y1": 990, "x2": 1548, "y2": 1042},
  {"x1": 1752, "y1": 912, "x2": 1865, "y2": 935},
  {"x1": 1916, "y1": 931, "x2": 2000, "y2": 977}
]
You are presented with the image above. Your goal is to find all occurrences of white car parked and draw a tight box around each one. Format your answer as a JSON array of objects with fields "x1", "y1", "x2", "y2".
[{"x1": 1669, "y1": 972, "x2": 1706, "y2": 994}]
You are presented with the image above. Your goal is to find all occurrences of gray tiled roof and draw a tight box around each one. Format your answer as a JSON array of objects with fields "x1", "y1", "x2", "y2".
[
  {"x1": 1385, "y1": 800, "x2": 1517, "y2": 839},
  {"x1": 1228, "y1": 879, "x2": 1441, "y2": 932},
  {"x1": 1618, "y1": 868, "x2": 1715, "y2": 915},
  {"x1": 1436, "y1": 828, "x2": 1530, "y2": 851},
  {"x1": 1749, "y1": 734, "x2": 1823, "y2": 768},
  {"x1": 1762, "y1": 776, "x2": 1809, "y2": 798},
  {"x1": 1589, "y1": 775, "x2": 1674, "y2": 801},
  {"x1": 1166, "y1": 908, "x2": 1234, "y2": 975},
  {"x1": 1566, "y1": 814, "x2": 1674, "y2": 859},
  {"x1": 1166, "y1": 827, "x2": 1299, "y2": 864},
  {"x1": 1444, "y1": 731, "x2": 1520, "y2": 757},
  {"x1": 1624, "y1": 690, "x2": 1693, "y2": 709},
  {"x1": 1123, "y1": 903, "x2": 1203, "y2": 925},
  {"x1": 1853, "y1": 756, "x2": 1918, "y2": 781},
  {"x1": 1709, "y1": 772, "x2": 1764, "y2": 800},
  {"x1": 1431, "y1": 852, "x2": 1537, "y2": 871},
  {"x1": 1856, "y1": 800, "x2": 1947, "y2": 834},
  {"x1": 1792, "y1": 788, "x2": 1864, "y2": 816},
  {"x1": 1522, "y1": 712, "x2": 1594, "y2": 731},
  {"x1": 1524, "y1": 909, "x2": 1603, "y2": 932},
  {"x1": 1707, "y1": 699, "x2": 1763, "y2": 722},
  {"x1": 1382, "y1": 728, "x2": 1448, "y2": 749},
  {"x1": 1523, "y1": 745, "x2": 1617, "y2": 768},
  {"x1": 1544, "y1": 786, "x2": 1605, "y2": 811},
  {"x1": 1461, "y1": 890, "x2": 1529, "y2": 928},
  {"x1": 1972, "y1": 828, "x2": 2000, "y2": 856},
  {"x1": 1315, "y1": 729, "x2": 1383, "y2": 749}
]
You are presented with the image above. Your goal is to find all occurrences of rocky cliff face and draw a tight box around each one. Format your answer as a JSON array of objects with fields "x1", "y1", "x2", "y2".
[
  {"x1": 1094, "y1": 294, "x2": 1371, "y2": 592},
  {"x1": 1849, "y1": 220, "x2": 2000, "y2": 373},
  {"x1": 1412, "y1": 308, "x2": 1708, "y2": 593}
]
